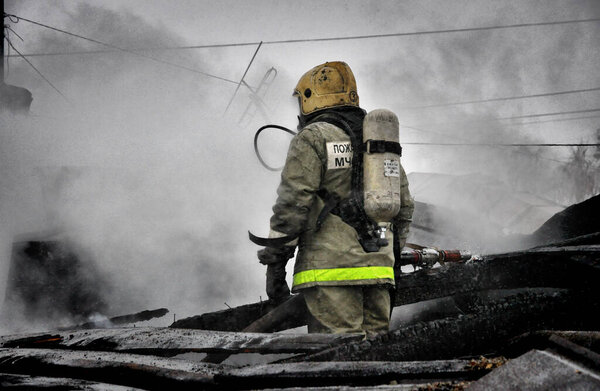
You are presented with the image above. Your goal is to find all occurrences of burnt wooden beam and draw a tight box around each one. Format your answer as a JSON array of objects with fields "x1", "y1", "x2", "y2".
[
  {"x1": 0, "y1": 327, "x2": 362, "y2": 356},
  {"x1": 215, "y1": 360, "x2": 489, "y2": 389},
  {"x1": 531, "y1": 232, "x2": 600, "y2": 248},
  {"x1": 504, "y1": 330, "x2": 600, "y2": 363},
  {"x1": 171, "y1": 295, "x2": 307, "y2": 333},
  {"x1": 466, "y1": 349, "x2": 600, "y2": 391},
  {"x1": 393, "y1": 246, "x2": 600, "y2": 306},
  {"x1": 393, "y1": 288, "x2": 561, "y2": 328},
  {"x1": 202, "y1": 294, "x2": 308, "y2": 364},
  {"x1": 0, "y1": 348, "x2": 218, "y2": 390},
  {"x1": 0, "y1": 372, "x2": 144, "y2": 390},
  {"x1": 241, "y1": 294, "x2": 307, "y2": 333},
  {"x1": 281, "y1": 288, "x2": 600, "y2": 363},
  {"x1": 171, "y1": 299, "x2": 281, "y2": 331},
  {"x1": 60, "y1": 308, "x2": 169, "y2": 330}
]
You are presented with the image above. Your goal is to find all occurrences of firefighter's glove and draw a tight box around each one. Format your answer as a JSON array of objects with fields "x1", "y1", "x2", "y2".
[
  {"x1": 266, "y1": 263, "x2": 291, "y2": 301},
  {"x1": 257, "y1": 246, "x2": 296, "y2": 265}
]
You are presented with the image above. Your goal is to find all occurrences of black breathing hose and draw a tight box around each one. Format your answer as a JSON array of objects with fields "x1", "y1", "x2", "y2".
[{"x1": 254, "y1": 124, "x2": 297, "y2": 171}]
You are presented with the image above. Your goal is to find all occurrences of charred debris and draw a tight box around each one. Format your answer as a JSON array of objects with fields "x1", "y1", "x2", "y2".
[{"x1": 1, "y1": 195, "x2": 600, "y2": 390}]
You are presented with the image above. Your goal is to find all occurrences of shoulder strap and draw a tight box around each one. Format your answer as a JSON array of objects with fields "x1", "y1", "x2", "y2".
[
  {"x1": 308, "y1": 112, "x2": 388, "y2": 252},
  {"x1": 361, "y1": 139, "x2": 402, "y2": 156}
]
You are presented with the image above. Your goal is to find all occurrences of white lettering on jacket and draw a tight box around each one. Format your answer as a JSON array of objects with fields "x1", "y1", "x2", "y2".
[{"x1": 326, "y1": 142, "x2": 353, "y2": 170}]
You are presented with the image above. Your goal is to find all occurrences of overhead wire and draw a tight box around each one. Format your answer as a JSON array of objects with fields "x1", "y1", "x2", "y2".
[
  {"x1": 398, "y1": 87, "x2": 600, "y2": 110},
  {"x1": 398, "y1": 124, "x2": 582, "y2": 164},
  {"x1": 259, "y1": 17, "x2": 600, "y2": 45},
  {"x1": 6, "y1": 12, "x2": 596, "y2": 167},
  {"x1": 4, "y1": 14, "x2": 599, "y2": 55},
  {"x1": 498, "y1": 108, "x2": 600, "y2": 121},
  {"x1": 4, "y1": 11, "x2": 599, "y2": 136},
  {"x1": 403, "y1": 142, "x2": 600, "y2": 147},
  {"x1": 3, "y1": 25, "x2": 13, "y2": 76},
  {"x1": 5, "y1": 37, "x2": 70, "y2": 103},
  {"x1": 409, "y1": 108, "x2": 600, "y2": 128},
  {"x1": 4, "y1": 23, "x2": 27, "y2": 77},
  {"x1": 504, "y1": 114, "x2": 600, "y2": 127},
  {"x1": 3, "y1": 13, "x2": 240, "y2": 85},
  {"x1": 6, "y1": 12, "x2": 599, "y2": 120}
]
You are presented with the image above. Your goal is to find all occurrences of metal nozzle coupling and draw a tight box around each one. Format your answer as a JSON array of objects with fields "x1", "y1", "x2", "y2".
[{"x1": 379, "y1": 226, "x2": 387, "y2": 239}]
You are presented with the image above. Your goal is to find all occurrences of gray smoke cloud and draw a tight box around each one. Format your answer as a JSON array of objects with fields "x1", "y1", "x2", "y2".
[
  {"x1": 355, "y1": 1, "x2": 600, "y2": 252},
  {"x1": 0, "y1": 2, "x2": 286, "y2": 331},
  {"x1": 1, "y1": 1, "x2": 599, "y2": 331}
]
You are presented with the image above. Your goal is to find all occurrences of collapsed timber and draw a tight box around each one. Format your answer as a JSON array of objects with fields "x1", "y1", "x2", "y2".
[
  {"x1": 1, "y1": 241, "x2": 599, "y2": 389},
  {"x1": 1, "y1": 195, "x2": 599, "y2": 389}
]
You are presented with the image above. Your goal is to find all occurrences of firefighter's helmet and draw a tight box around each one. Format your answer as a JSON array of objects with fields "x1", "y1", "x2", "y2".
[{"x1": 293, "y1": 61, "x2": 359, "y2": 115}]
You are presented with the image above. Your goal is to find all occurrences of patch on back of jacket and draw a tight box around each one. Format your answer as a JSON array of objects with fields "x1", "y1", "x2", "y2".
[{"x1": 326, "y1": 142, "x2": 353, "y2": 170}]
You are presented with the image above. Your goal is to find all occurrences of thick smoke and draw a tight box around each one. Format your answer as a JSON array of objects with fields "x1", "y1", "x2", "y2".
[
  {"x1": 356, "y1": 4, "x2": 600, "y2": 252},
  {"x1": 1, "y1": 1, "x2": 599, "y2": 331},
  {"x1": 0, "y1": 2, "x2": 285, "y2": 331}
]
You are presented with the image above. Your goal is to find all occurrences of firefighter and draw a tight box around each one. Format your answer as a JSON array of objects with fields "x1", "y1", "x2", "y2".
[{"x1": 257, "y1": 61, "x2": 414, "y2": 334}]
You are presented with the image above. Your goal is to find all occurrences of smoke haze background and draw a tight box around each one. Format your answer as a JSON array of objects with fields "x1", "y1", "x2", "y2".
[{"x1": 1, "y1": 0, "x2": 599, "y2": 330}]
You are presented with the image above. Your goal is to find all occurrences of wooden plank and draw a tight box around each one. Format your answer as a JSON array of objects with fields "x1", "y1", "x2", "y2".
[
  {"x1": 202, "y1": 294, "x2": 308, "y2": 363},
  {"x1": 467, "y1": 349, "x2": 600, "y2": 391},
  {"x1": 0, "y1": 372, "x2": 145, "y2": 390},
  {"x1": 0, "y1": 348, "x2": 217, "y2": 390},
  {"x1": 282, "y1": 288, "x2": 600, "y2": 363},
  {"x1": 59, "y1": 308, "x2": 169, "y2": 331},
  {"x1": 393, "y1": 246, "x2": 600, "y2": 306},
  {"x1": 171, "y1": 299, "x2": 281, "y2": 331},
  {"x1": 504, "y1": 330, "x2": 600, "y2": 368},
  {"x1": 0, "y1": 327, "x2": 362, "y2": 356},
  {"x1": 216, "y1": 360, "x2": 489, "y2": 389}
]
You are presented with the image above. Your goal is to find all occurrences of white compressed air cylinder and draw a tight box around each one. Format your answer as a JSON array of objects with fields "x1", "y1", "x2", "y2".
[{"x1": 362, "y1": 109, "x2": 402, "y2": 225}]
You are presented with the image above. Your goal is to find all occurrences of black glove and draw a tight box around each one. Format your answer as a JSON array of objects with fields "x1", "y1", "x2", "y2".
[
  {"x1": 257, "y1": 246, "x2": 296, "y2": 265},
  {"x1": 266, "y1": 262, "x2": 291, "y2": 301}
]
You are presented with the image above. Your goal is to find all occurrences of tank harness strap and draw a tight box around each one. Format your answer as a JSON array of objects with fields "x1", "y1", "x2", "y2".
[
  {"x1": 315, "y1": 189, "x2": 387, "y2": 252},
  {"x1": 308, "y1": 112, "x2": 394, "y2": 253},
  {"x1": 392, "y1": 224, "x2": 401, "y2": 267},
  {"x1": 361, "y1": 140, "x2": 402, "y2": 156},
  {"x1": 315, "y1": 189, "x2": 341, "y2": 231}
]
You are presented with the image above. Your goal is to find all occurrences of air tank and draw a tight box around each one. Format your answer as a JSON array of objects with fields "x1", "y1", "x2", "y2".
[{"x1": 362, "y1": 109, "x2": 402, "y2": 227}]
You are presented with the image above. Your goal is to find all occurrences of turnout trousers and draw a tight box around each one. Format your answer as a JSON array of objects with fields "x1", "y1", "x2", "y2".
[{"x1": 303, "y1": 285, "x2": 391, "y2": 334}]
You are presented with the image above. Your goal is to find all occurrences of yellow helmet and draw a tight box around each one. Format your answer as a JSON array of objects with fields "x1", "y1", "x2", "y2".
[{"x1": 293, "y1": 61, "x2": 359, "y2": 115}]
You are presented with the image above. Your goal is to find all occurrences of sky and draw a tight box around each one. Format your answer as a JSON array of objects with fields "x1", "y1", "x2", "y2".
[{"x1": 1, "y1": 0, "x2": 599, "y2": 330}]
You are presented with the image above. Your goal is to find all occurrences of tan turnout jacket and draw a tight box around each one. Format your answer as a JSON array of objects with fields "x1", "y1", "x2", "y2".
[{"x1": 269, "y1": 121, "x2": 414, "y2": 293}]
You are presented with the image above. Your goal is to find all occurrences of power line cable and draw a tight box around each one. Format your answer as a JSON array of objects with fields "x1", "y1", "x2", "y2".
[
  {"x1": 4, "y1": 14, "x2": 600, "y2": 56},
  {"x1": 410, "y1": 108, "x2": 600, "y2": 128},
  {"x1": 5, "y1": 37, "x2": 70, "y2": 103},
  {"x1": 10, "y1": 49, "x2": 600, "y2": 115},
  {"x1": 4, "y1": 23, "x2": 27, "y2": 77},
  {"x1": 5, "y1": 48, "x2": 120, "y2": 57},
  {"x1": 4, "y1": 13, "x2": 240, "y2": 85},
  {"x1": 399, "y1": 124, "x2": 577, "y2": 164},
  {"x1": 399, "y1": 87, "x2": 600, "y2": 109},
  {"x1": 403, "y1": 142, "x2": 599, "y2": 147},
  {"x1": 504, "y1": 114, "x2": 600, "y2": 127},
  {"x1": 498, "y1": 108, "x2": 600, "y2": 121},
  {"x1": 7, "y1": 13, "x2": 599, "y2": 102},
  {"x1": 260, "y1": 18, "x2": 600, "y2": 45}
]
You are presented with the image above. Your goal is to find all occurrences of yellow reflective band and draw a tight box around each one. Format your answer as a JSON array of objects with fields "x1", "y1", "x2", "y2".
[{"x1": 293, "y1": 266, "x2": 394, "y2": 287}]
